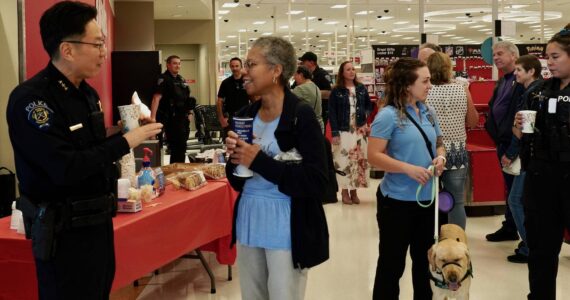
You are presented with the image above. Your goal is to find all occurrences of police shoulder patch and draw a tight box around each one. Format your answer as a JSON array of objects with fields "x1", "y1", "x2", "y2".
[{"x1": 25, "y1": 100, "x2": 54, "y2": 130}]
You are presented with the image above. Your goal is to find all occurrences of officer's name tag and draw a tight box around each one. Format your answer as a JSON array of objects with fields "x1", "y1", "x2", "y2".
[
  {"x1": 548, "y1": 98, "x2": 557, "y2": 114},
  {"x1": 69, "y1": 123, "x2": 83, "y2": 131}
]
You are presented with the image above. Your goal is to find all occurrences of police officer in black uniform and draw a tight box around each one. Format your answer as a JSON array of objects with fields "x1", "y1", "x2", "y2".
[
  {"x1": 216, "y1": 57, "x2": 250, "y2": 139},
  {"x1": 6, "y1": 2, "x2": 162, "y2": 299},
  {"x1": 516, "y1": 24, "x2": 570, "y2": 300},
  {"x1": 151, "y1": 55, "x2": 196, "y2": 164},
  {"x1": 299, "y1": 52, "x2": 332, "y2": 126}
]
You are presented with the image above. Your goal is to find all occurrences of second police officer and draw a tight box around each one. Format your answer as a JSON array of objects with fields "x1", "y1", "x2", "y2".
[
  {"x1": 151, "y1": 55, "x2": 196, "y2": 163},
  {"x1": 516, "y1": 23, "x2": 570, "y2": 300}
]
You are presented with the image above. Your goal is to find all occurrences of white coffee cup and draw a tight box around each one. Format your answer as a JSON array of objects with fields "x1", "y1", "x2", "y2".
[
  {"x1": 10, "y1": 209, "x2": 22, "y2": 230},
  {"x1": 519, "y1": 110, "x2": 537, "y2": 134},
  {"x1": 118, "y1": 104, "x2": 141, "y2": 132},
  {"x1": 233, "y1": 164, "x2": 254, "y2": 178}
]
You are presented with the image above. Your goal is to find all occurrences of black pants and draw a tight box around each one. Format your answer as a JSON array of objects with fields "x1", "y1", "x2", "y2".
[
  {"x1": 165, "y1": 118, "x2": 190, "y2": 164},
  {"x1": 35, "y1": 219, "x2": 115, "y2": 300},
  {"x1": 524, "y1": 159, "x2": 570, "y2": 300},
  {"x1": 497, "y1": 144, "x2": 517, "y2": 232},
  {"x1": 373, "y1": 189, "x2": 434, "y2": 300}
]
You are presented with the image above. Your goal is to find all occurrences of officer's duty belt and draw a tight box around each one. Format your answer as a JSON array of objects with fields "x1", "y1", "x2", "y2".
[{"x1": 67, "y1": 194, "x2": 113, "y2": 228}]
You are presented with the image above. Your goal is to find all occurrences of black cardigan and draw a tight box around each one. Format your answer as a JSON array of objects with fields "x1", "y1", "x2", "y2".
[
  {"x1": 225, "y1": 88, "x2": 330, "y2": 269},
  {"x1": 485, "y1": 73, "x2": 525, "y2": 146}
]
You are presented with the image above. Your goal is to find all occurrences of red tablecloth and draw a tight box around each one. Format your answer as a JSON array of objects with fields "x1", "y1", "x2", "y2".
[{"x1": 0, "y1": 180, "x2": 237, "y2": 300}]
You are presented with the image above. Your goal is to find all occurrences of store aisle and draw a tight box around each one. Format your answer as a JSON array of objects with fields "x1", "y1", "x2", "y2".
[{"x1": 111, "y1": 178, "x2": 570, "y2": 300}]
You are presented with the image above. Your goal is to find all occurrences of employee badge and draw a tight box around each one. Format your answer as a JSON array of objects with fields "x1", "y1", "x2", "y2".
[{"x1": 25, "y1": 100, "x2": 54, "y2": 131}]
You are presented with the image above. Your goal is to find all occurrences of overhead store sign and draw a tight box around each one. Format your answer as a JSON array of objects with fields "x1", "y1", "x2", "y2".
[{"x1": 373, "y1": 43, "x2": 546, "y2": 59}]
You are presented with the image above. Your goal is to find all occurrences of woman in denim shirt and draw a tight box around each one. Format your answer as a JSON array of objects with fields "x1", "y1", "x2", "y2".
[{"x1": 329, "y1": 61, "x2": 373, "y2": 204}]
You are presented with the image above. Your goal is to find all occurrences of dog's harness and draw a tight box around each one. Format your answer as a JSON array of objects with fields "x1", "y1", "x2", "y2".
[{"x1": 430, "y1": 261, "x2": 474, "y2": 290}]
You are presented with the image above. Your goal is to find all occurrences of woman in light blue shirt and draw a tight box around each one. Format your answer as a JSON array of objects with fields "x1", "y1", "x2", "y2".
[{"x1": 368, "y1": 58, "x2": 446, "y2": 299}]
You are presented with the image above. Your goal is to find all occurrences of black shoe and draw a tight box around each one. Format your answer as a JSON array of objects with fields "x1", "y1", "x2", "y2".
[
  {"x1": 486, "y1": 227, "x2": 519, "y2": 242},
  {"x1": 507, "y1": 252, "x2": 528, "y2": 263}
]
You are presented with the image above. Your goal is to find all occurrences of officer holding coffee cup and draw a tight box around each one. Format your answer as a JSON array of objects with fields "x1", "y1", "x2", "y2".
[{"x1": 514, "y1": 24, "x2": 570, "y2": 300}]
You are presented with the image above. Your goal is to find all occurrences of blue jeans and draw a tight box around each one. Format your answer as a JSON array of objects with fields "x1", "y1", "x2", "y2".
[
  {"x1": 441, "y1": 168, "x2": 468, "y2": 229},
  {"x1": 497, "y1": 144, "x2": 517, "y2": 232},
  {"x1": 508, "y1": 171, "x2": 529, "y2": 256}
]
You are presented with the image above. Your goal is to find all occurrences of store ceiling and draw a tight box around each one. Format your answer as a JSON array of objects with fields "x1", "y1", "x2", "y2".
[{"x1": 150, "y1": 0, "x2": 569, "y2": 61}]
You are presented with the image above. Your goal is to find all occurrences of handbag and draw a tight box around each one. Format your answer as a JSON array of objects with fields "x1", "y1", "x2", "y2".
[
  {"x1": 405, "y1": 112, "x2": 455, "y2": 213},
  {"x1": 0, "y1": 167, "x2": 16, "y2": 218},
  {"x1": 502, "y1": 156, "x2": 521, "y2": 176}
]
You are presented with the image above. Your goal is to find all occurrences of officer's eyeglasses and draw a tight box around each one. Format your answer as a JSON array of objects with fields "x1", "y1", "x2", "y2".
[{"x1": 62, "y1": 40, "x2": 106, "y2": 51}]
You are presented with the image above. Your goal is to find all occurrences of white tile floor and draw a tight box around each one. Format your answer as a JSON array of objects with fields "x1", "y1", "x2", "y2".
[{"x1": 129, "y1": 178, "x2": 570, "y2": 300}]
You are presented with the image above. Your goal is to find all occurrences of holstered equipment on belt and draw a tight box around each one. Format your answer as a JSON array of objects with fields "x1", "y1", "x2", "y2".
[{"x1": 16, "y1": 193, "x2": 115, "y2": 261}]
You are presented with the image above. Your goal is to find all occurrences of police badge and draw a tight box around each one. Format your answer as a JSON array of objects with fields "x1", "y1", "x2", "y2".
[{"x1": 25, "y1": 101, "x2": 54, "y2": 130}]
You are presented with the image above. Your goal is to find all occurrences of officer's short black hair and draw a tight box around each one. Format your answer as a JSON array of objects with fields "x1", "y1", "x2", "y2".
[
  {"x1": 40, "y1": 1, "x2": 98, "y2": 59},
  {"x1": 166, "y1": 55, "x2": 181, "y2": 64},
  {"x1": 230, "y1": 57, "x2": 242, "y2": 66}
]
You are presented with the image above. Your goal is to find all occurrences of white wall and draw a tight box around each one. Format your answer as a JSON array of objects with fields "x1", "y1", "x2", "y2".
[{"x1": 0, "y1": 0, "x2": 18, "y2": 172}]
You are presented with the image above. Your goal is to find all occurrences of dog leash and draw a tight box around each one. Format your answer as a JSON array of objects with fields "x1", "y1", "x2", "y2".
[{"x1": 415, "y1": 165, "x2": 440, "y2": 244}]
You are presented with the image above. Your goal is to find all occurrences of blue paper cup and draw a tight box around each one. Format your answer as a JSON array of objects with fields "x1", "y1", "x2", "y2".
[{"x1": 232, "y1": 117, "x2": 254, "y2": 178}]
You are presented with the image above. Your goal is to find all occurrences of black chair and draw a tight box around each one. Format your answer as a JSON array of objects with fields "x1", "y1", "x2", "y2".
[{"x1": 194, "y1": 105, "x2": 223, "y2": 145}]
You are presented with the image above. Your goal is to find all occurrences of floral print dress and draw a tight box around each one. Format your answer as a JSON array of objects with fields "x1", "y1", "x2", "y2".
[{"x1": 333, "y1": 87, "x2": 369, "y2": 190}]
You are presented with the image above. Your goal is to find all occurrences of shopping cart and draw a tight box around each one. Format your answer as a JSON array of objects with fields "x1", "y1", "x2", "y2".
[{"x1": 194, "y1": 104, "x2": 223, "y2": 145}]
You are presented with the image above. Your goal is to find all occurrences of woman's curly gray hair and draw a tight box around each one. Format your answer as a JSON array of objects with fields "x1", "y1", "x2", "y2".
[{"x1": 251, "y1": 36, "x2": 297, "y2": 87}]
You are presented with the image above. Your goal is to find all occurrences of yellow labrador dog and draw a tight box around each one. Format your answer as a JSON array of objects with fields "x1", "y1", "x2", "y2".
[{"x1": 428, "y1": 224, "x2": 473, "y2": 300}]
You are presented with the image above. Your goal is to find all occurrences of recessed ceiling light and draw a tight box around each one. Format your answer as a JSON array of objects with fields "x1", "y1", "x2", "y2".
[
  {"x1": 286, "y1": 10, "x2": 303, "y2": 15},
  {"x1": 331, "y1": 5, "x2": 347, "y2": 9},
  {"x1": 222, "y1": 3, "x2": 239, "y2": 8},
  {"x1": 325, "y1": 21, "x2": 339, "y2": 25},
  {"x1": 218, "y1": 10, "x2": 229, "y2": 15},
  {"x1": 253, "y1": 21, "x2": 266, "y2": 25}
]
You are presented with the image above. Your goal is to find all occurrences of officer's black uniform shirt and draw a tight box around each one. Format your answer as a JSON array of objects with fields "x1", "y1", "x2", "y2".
[
  {"x1": 155, "y1": 70, "x2": 194, "y2": 122},
  {"x1": 7, "y1": 62, "x2": 130, "y2": 202},
  {"x1": 312, "y1": 66, "x2": 332, "y2": 93},
  {"x1": 217, "y1": 75, "x2": 249, "y2": 117},
  {"x1": 533, "y1": 78, "x2": 570, "y2": 133}
]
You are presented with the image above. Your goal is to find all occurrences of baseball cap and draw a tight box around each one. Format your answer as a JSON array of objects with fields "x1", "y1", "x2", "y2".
[{"x1": 299, "y1": 52, "x2": 318, "y2": 62}]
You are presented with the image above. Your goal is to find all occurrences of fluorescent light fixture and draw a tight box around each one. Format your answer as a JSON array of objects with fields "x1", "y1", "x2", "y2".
[
  {"x1": 331, "y1": 5, "x2": 347, "y2": 8},
  {"x1": 228, "y1": 45, "x2": 237, "y2": 48},
  {"x1": 529, "y1": 25, "x2": 542, "y2": 28},
  {"x1": 378, "y1": 41, "x2": 388, "y2": 44},
  {"x1": 478, "y1": 29, "x2": 491, "y2": 32},
  {"x1": 172, "y1": 14, "x2": 182, "y2": 17},
  {"x1": 394, "y1": 21, "x2": 409, "y2": 25},
  {"x1": 218, "y1": 40, "x2": 226, "y2": 43},
  {"x1": 469, "y1": 25, "x2": 485, "y2": 28},
  {"x1": 325, "y1": 21, "x2": 339, "y2": 25},
  {"x1": 262, "y1": 32, "x2": 272, "y2": 36},
  {"x1": 376, "y1": 16, "x2": 394, "y2": 20},
  {"x1": 338, "y1": 34, "x2": 347, "y2": 37},
  {"x1": 443, "y1": 34, "x2": 454, "y2": 37},
  {"x1": 451, "y1": 36, "x2": 462, "y2": 39},
  {"x1": 218, "y1": 10, "x2": 230, "y2": 15},
  {"x1": 322, "y1": 32, "x2": 333, "y2": 35},
  {"x1": 433, "y1": 31, "x2": 446, "y2": 35},
  {"x1": 413, "y1": 39, "x2": 419, "y2": 42},
  {"x1": 227, "y1": 35, "x2": 237, "y2": 38},
  {"x1": 355, "y1": 10, "x2": 374, "y2": 15},
  {"x1": 238, "y1": 29, "x2": 247, "y2": 32},
  {"x1": 286, "y1": 10, "x2": 303, "y2": 15},
  {"x1": 283, "y1": 34, "x2": 294, "y2": 38},
  {"x1": 460, "y1": 21, "x2": 474, "y2": 25},
  {"x1": 222, "y1": 3, "x2": 239, "y2": 8},
  {"x1": 253, "y1": 21, "x2": 266, "y2": 25},
  {"x1": 280, "y1": 25, "x2": 289, "y2": 29},
  {"x1": 301, "y1": 16, "x2": 317, "y2": 20},
  {"x1": 391, "y1": 34, "x2": 403, "y2": 37},
  {"x1": 302, "y1": 37, "x2": 311, "y2": 40},
  {"x1": 402, "y1": 37, "x2": 414, "y2": 40},
  {"x1": 319, "y1": 39, "x2": 329, "y2": 42},
  {"x1": 302, "y1": 29, "x2": 315, "y2": 32}
]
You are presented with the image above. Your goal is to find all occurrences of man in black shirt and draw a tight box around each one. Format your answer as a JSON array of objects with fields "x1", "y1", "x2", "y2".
[
  {"x1": 7, "y1": 2, "x2": 162, "y2": 298},
  {"x1": 299, "y1": 52, "x2": 332, "y2": 126},
  {"x1": 151, "y1": 55, "x2": 196, "y2": 163},
  {"x1": 217, "y1": 57, "x2": 250, "y2": 138}
]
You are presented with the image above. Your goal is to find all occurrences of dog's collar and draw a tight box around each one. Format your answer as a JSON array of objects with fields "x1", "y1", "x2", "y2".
[{"x1": 430, "y1": 261, "x2": 474, "y2": 291}]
